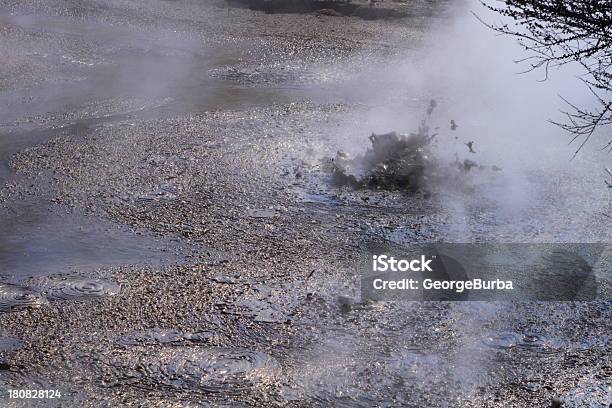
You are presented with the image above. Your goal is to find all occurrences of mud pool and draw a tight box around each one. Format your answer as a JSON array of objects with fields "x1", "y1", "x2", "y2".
[{"x1": 0, "y1": 0, "x2": 610, "y2": 407}]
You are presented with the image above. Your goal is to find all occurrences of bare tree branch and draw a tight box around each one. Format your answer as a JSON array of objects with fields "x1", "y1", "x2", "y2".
[{"x1": 477, "y1": 1, "x2": 612, "y2": 155}]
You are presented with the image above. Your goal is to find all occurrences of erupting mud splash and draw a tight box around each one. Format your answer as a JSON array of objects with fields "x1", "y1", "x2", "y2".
[
  {"x1": 324, "y1": 128, "x2": 435, "y2": 191},
  {"x1": 321, "y1": 101, "x2": 503, "y2": 195}
]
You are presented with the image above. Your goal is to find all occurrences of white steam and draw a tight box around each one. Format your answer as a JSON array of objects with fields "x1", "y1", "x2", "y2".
[{"x1": 326, "y1": 0, "x2": 610, "y2": 243}]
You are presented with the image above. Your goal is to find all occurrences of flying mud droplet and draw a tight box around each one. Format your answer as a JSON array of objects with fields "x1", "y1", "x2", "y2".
[
  {"x1": 0, "y1": 336, "x2": 22, "y2": 352},
  {"x1": 103, "y1": 347, "x2": 280, "y2": 394},
  {"x1": 0, "y1": 284, "x2": 48, "y2": 313},
  {"x1": 115, "y1": 328, "x2": 214, "y2": 347},
  {"x1": 32, "y1": 278, "x2": 120, "y2": 301}
]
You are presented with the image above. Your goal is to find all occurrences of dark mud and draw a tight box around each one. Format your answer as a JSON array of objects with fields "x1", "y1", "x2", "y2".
[
  {"x1": 228, "y1": 0, "x2": 410, "y2": 20},
  {"x1": 0, "y1": 0, "x2": 610, "y2": 407}
]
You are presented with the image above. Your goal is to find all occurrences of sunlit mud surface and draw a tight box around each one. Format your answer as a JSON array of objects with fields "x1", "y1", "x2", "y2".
[{"x1": 0, "y1": 0, "x2": 610, "y2": 407}]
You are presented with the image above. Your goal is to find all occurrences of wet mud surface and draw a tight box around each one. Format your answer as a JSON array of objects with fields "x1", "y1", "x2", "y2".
[{"x1": 0, "y1": 0, "x2": 610, "y2": 407}]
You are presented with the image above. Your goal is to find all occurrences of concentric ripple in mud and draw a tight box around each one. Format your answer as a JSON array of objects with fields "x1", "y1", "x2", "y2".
[
  {"x1": 482, "y1": 331, "x2": 567, "y2": 353},
  {"x1": 516, "y1": 333, "x2": 568, "y2": 354},
  {"x1": 482, "y1": 332, "x2": 520, "y2": 349},
  {"x1": 32, "y1": 277, "x2": 120, "y2": 300},
  {"x1": 0, "y1": 284, "x2": 48, "y2": 312},
  {"x1": 104, "y1": 348, "x2": 279, "y2": 394}
]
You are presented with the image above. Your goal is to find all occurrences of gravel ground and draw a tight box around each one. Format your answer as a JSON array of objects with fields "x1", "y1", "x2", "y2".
[{"x1": 0, "y1": 0, "x2": 609, "y2": 407}]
